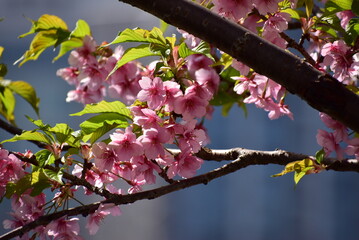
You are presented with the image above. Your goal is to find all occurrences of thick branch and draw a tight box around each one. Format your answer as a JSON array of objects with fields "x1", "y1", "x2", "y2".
[{"x1": 118, "y1": 0, "x2": 359, "y2": 133}]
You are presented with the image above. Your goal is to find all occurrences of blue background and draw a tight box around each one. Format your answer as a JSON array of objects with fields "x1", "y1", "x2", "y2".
[{"x1": 1, "y1": 1, "x2": 359, "y2": 239}]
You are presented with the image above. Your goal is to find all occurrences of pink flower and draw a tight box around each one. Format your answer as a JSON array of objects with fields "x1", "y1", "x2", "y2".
[
  {"x1": 139, "y1": 128, "x2": 171, "y2": 159},
  {"x1": 242, "y1": 14, "x2": 263, "y2": 33},
  {"x1": 163, "y1": 80, "x2": 183, "y2": 112},
  {"x1": 137, "y1": 77, "x2": 166, "y2": 109},
  {"x1": 267, "y1": 100, "x2": 293, "y2": 120},
  {"x1": 252, "y1": 0, "x2": 282, "y2": 15},
  {"x1": 131, "y1": 155, "x2": 161, "y2": 184},
  {"x1": 0, "y1": 149, "x2": 25, "y2": 197},
  {"x1": 133, "y1": 108, "x2": 162, "y2": 129},
  {"x1": 174, "y1": 92, "x2": 208, "y2": 120},
  {"x1": 319, "y1": 112, "x2": 347, "y2": 142},
  {"x1": 47, "y1": 217, "x2": 83, "y2": 240},
  {"x1": 336, "y1": 10, "x2": 355, "y2": 30},
  {"x1": 86, "y1": 203, "x2": 121, "y2": 235},
  {"x1": 4, "y1": 193, "x2": 45, "y2": 230},
  {"x1": 321, "y1": 40, "x2": 357, "y2": 83},
  {"x1": 109, "y1": 127, "x2": 143, "y2": 161},
  {"x1": 317, "y1": 129, "x2": 344, "y2": 160},
  {"x1": 232, "y1": 59, "x2": 250, "y2": 76},
  {"x1": 264, "y1": 12, "x2": 291, "y2": 32},
  {"x1": 68, "y1": 35, "x2": 98, "y2": 67},
  {"x1": 194, "y1": 68, "x2": 220, "y2": 96},
  {"x1": 175, "y1": 120, "x2": 207, "y2": 153},
  {"x1": 212, "y1": 0, "x2": 253, "y2": 21},
  {"x1": 178, "y1": 29, "x2": 201, "y2": 48},
  {"x1": 233, "y1": 76, "x2": 256, "y2": 95},
  {"x1": 167, "y1": 152, "x2": 203, "y2": 178},
  {"x1": 106, "y1": 49, "x2": 142, "y2": 105},
  {"x1": 345, "y1": 138, "x2": 359, "y2": 160},
  {"x1": 66, "y1": 85, "x2": 106, "y2": 104},
  {"x1": 92, "y1": 142, "x2": 118, "y2": 171},
  {"x1": 186, "y1": 54, "x2": 214, "y2": 76},
  {"x1": 56, "y1": 67, "x2": 79, "y2": 85}
]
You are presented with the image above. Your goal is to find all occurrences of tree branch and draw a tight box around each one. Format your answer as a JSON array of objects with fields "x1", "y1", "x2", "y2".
[
  {"x1": 2, "y1": 147, "x2": 358, "y2": 240},
  {"x1": 117, "y1": 0, "x2": 359, "y2": 133}
]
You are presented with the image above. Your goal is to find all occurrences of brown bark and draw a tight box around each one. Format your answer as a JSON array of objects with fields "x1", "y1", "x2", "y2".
[{"x1": 118, "y1": 0, "x2": 359, "y2": 133}]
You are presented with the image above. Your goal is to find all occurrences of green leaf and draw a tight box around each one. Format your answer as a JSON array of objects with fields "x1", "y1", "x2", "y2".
[
  {"x1": 49, "y1": 123, "x2": 73, "y2": 144},
  {"x1": 344, "y1": 18, "x2": 359, "y2": 45},
  {"x1": 0, "y1": 64, "x2": 7, "y2": 78},
  {"x1": 82, "y1": 122, "x2": 119, "y2": 144},
  {"x1": 107, "y1": 27, "x2": 166, "y2": 46},
  {"x1": 29, "y1": 170, "x2": 52, "y2": 196},
  {"x1": 19, "y1": 14, "x2": 68, "y2": 38},
  {"x1": 272, "y1": 158, "x2": 315, "y2": 185},
  {"x1": 178, "y1": 42, "x2": 195, "y2": 59},
  {"x1": 1, "y1": 130, "x2": 52, "y2": 145},
  {"x1": 0, "y1": 87, "x2": 15, "y2": 122},
  {"x1": 80, "y1": 112, "x2": 129, "y2": 134},
  {"x1": 281, "y1": 8, "x2": 302, "y2": 20},
  {"x1": 109, "y1": 44, "x2": 161, "y2": 76},
  {"x1": 35, "y1": 149, "x2": 55, "y2": 167},
  {"x1": 43, "y1": 168, "x2": 63, "y2": 184},
  {"x1": 16, "y1": 30, "x2": 58, "y2": 66},
  {"x1": 160, "y1": 20, "x2": 169, "y2": 33},
  {"x1": 70, "y1": 100, "x2": 132, "y2": 118},
  {"x1": 304, "y1": 0, "x2": 314, "y2": 17},
  {"x1": 329, "y1": 0, "x2": 353, "y2": 10},
  {"x1": 70, "y1": 19, "x2": 91, "y2": 38},
  {"x1": 8, "y1": 80, "x2": 40, "y2": 115},
  {"x1": 324, "y1": 0, "x2": 353, "y2": 15},
  {"x1": 315, "y1": 149, "x2": 325, "y2": 164},
  {"x1": 53, "y1": 38, "x2": 83, "y2": 62},
  {"x1": 5, "y1": 170, "x2": 51, "y2": 198},
  {"x1": 26, "y1": 116, "x2": 50, "y2": 130}
]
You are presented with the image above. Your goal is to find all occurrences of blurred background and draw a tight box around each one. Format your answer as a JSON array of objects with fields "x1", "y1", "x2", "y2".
[{"x1": 1, "y1": 1, "x2": 359, "y2": 239}]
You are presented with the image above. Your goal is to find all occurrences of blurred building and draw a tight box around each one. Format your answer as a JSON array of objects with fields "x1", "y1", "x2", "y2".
[{"x1": 1, "y1": 1, "x2": 359, "y2": 240}]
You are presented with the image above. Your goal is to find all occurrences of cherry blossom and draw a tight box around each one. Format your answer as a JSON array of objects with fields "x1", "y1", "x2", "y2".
[
  {"x1": 321, "y1": 40, "x2": 359, "y2": 83},
  {"x1": 46, "y1": 217, "x2": 83, "y2": 240},
  {"x1": 316, "y1": 129, "x2": 344, "y2": 160},
  {"x1": 137, "y1": 77, "x2": 166, "y2": 109},
  {"x1": 212, "y1": 0, "x2": 253, "y2": 21},
  {"x1": 109, "y1": 127, "x2": 143, "y2": 161},
  {"x1": 139, "y1": 128, "x2": 171, "y2": 159},
  {"x1": 86, "y1": 203, "x2": 121, "y2": 235}
]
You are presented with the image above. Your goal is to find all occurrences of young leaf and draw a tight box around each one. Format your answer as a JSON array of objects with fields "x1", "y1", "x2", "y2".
[
  {"x1": 109, "y1": 44, "x2": 161, "y2": 75},
  {"x1": 49, "y1": 123, "x2": 73, "y2": 144},
  {"x1": 1, "y1": 130, "x2": 52, "y2": 145},
  {"x1": 53, "y1": 38, "x2": 83, "y2": 62},
  {"x1": 107, "y1": 27, "x2": 166, "y2": 46},
  {"x1": 70, "y1": 19, "x2": 91, "y2": 38},
  {"x1": 80, "y1": 112, "x2": 129, "y2": 134},
  {"x1": 17, "y1": 30, "x2": 58, "y2": 66},
  {"x1": 82, "y1": 122, "x2": 120, "y2": 144},
  {"x1": 70, "y1": 100, "x2": 132, "y2": 119},
  {"x1": 19, "y1": 14, "x2": 68, "y2": 38},
  {"x1": 8, "y1": 80, "x2": 40, "y2": 115},
  {"x1": 43, "y1": 168, "x2": 63, "y2": 184},
  {"x1": 0, "y1": 87, "x2": 15, "y2": 123}
]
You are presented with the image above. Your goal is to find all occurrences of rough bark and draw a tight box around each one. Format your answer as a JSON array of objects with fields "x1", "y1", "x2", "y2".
[{"x1": 118, "y1": 0, "x2": 359, "y2": 133}]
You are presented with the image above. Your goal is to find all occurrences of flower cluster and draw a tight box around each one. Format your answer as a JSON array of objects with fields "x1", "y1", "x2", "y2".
[
  {"x1": 75, "y1": 53, "x2": 219, "y2": 194},
  {"x1": 233, "y1": 73, "x2": 292, "y2": 120},
  {"x1": 317, "y1": 113, "x2": 359, "y2": 161},
  {"x1": 57, "y1": 36, "x2": 142, "y2": 105}
]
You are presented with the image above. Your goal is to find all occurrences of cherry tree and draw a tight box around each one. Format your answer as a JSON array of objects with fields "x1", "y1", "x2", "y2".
[{"x1": 0, "y1": 0, "x2": 358, "y2": 239}]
